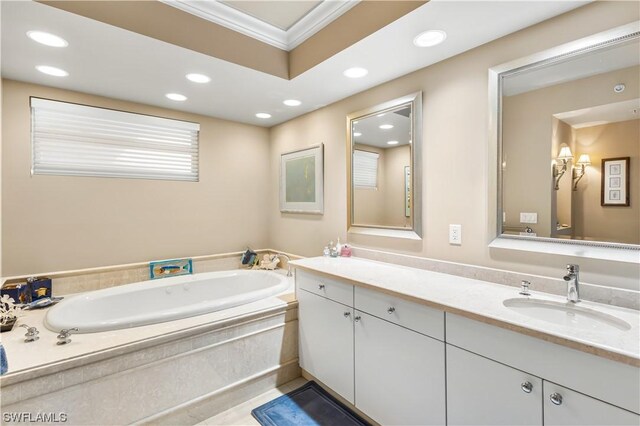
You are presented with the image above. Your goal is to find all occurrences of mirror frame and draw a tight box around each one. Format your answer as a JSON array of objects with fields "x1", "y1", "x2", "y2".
[
  {"x1": 347, "y1": 91, "x2": 423, "y2": 240},
  {"x1": 488, "y1": 21, "x2": 640, "y2": 263}
]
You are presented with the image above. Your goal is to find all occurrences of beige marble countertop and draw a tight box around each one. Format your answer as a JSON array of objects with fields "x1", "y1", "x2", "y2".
[
  {"x1": 0, "y1": 272, "x2": 295, "y2": 382},
  {"x1": 291, "y1": 256, "x2": 640, "y2": 366}
]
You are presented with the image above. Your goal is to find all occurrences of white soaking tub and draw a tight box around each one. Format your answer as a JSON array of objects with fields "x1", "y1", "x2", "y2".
[{"x1": 45, "y1": 270, "x2": 290, "y2": 333}]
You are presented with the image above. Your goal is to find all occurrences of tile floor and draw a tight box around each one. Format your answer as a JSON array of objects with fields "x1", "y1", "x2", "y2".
[{"x1": 197, "y1": 378, "x2": 308, "y2": 425}]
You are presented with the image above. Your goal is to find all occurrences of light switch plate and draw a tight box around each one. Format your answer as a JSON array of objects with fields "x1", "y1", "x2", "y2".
[
  {"x1": 520, "y1": 212, "x2": 538, "y2": 224},
  {"x1": 449, "y1": 224, "x2": 462, "y2": 245}
]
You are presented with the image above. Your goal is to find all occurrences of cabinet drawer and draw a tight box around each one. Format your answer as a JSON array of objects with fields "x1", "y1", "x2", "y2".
[
  {"x1": 355, "y1": 285, "x2": 444, "y2": 340},
  {"x1": 297, "y1": 269, "x2": 353, "y2": 306}
]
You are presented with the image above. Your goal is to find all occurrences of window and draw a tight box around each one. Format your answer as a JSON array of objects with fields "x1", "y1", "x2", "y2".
[
  {"x1": 30, "y1": 98, "x2": 200, "y2": 181},
  {"x1": 353, "y1": 149, "x2": 379, "y2": 189}
]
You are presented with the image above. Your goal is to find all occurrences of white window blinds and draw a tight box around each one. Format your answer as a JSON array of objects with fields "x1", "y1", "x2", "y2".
[
  {"x1": 30, "y1": 98, "x2": 200, "y2": 181},
  {"x1": 353, "y1": 149, "x2": 379, "y2": 189}
]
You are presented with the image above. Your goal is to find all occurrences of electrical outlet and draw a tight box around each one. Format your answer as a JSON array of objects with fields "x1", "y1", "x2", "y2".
[
  {"x1": 519, "y1": 212, "x2": 538, "y2": 224},
  {"x1": 449, "y1": 224, "x2": 462, "y2": 245}
]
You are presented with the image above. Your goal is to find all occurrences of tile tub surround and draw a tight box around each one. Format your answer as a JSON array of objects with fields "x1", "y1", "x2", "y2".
[
  {"x1": 0, "y1": 294, "x2": 299, "y2": 425},
  {"x1": 352, "y1": 246, "x2": 640, "y2": 310},
  {"x1": 290, "y1": 256, "x2": 640, "y2": 366},
  {"x1": 1, "y1": 249, "x2": 300, "y2": 296}
]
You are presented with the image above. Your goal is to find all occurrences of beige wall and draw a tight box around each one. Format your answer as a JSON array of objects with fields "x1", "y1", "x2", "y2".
[
  {"x1": 2, "y1": 80, "x2": 270, "y2": 276},
  {"x1": 353, "y1": 144, "x2": 410, "y2": 227},
  {"x1": 268, "y1": 1, "x2": 640, "y2": 291},
  {"x1": 382, "y1": 145, "x2": 411, "y2": 227},
  {"x1": 573, "y1": 119, "x2": 640, "y2": 244},
  {"x1": 502, "y1": 66, "x2": 639, "y2": 238},
  {"x1": 552, "y1": 118, "x2": 574, "y2": 232}
]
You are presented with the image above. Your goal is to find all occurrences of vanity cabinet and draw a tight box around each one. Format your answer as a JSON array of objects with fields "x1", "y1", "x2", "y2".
[
  {"x1": 297, "y1": 269, "x2": 446, "y2": 424},
  {"x1": 447, "y1": 345, "x2": 542, "y2": 425},
  {"x1": 355, "y1": 311, "x2": 445, "y2": 425},
  {"x1": 447, "y1": 313, "x2": 640, "y2": 426},
  {"x1": 296, "y1": 267, "x2": 639, "y2": 426},
  {"x1": 297, "y1": 289, "x2": 354, "y2": 403}
]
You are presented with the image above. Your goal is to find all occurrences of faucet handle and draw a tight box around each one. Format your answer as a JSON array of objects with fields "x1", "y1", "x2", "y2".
[
  {"x1": 57, "y1": 327, "x2": 79, "y2": 345},
  {"x1": 519, "y1": 280, "x2": 531, "y2": 296},
  {"x1": 566, "y1": 264, "x2": 579, "y2": 274},
  {"x1": 19, "y1": 324, "x2": 40, "y2": 342}
]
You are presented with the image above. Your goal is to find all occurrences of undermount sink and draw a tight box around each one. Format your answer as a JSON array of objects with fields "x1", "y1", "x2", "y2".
[{"x1": 503, "y1": 297, "x2": 631, "y2": 332}]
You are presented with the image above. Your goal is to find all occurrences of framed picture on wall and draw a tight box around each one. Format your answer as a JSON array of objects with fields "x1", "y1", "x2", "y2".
[
  {"x1": 280, "y1": 144, "x2": 324, "y2": 214},
  {"x1": 601, "y1": 157, "x2": 630, "y2": 207}
]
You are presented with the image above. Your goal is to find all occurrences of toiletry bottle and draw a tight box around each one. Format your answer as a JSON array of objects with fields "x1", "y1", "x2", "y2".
[
  {"x1": 340, "y1": 244, "x2": 352, "y2": 257},
  {"x1": 335, "y1": 238, "x2": 342, "y2": 254},
  {"x1": 323, "y1": 246, "x2": 330, "y2": 257}
]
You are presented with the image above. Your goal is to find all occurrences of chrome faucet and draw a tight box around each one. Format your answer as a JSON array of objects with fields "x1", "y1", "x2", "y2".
[
  {"x1": 57, "y1": 328, "x2": 79, "y2": 345},
  {"x1": 563, "y1": 264, "x2": 580, "y2": 303},
  {"x1": 275, "y1": 253, "x2": 293, "y2": 277},
  {"x1": 19, "y1": 324, "x2": 40, "y2": 342}
]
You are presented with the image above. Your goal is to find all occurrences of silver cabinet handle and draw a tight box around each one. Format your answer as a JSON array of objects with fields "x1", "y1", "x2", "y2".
[
  {"x1": 354, "y1": 315, "x2": 361, "y2": 322},
  {"x1": 343, "y1": 311, "x2": 351, "y2": 318},
  {"x1": 550, "y1": 393, "x2": 563, "y2": 405},
  {"x1": 521, "y1": 382, "x2": 533, "y2": 393},
  {"x1": 318, "y1": 284, "x2": 325, "y2": 290},
  {"x1": 387, "y1": 307, "x2": 396, "y2": 314}
]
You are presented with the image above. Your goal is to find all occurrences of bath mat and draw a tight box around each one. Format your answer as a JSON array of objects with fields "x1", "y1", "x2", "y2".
[{"x1": 251, "y1": 381, "x2": 370, "y2": 426}]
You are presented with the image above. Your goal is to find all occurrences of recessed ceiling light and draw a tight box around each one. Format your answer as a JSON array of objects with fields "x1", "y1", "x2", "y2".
[
  {"x1": 256, "y1": 113, "x2": 271, "y2": 119},
  {"x1": 186, "y1": 73, "x2": 211, "y2": 83},
  {"x1": 387, "y1": 141, "x2": 399, "y2": 145},
  {"x1": 377, "y1": 113, "x2": 385, "y2": 117},
  {"x1": 27, "y1": 31, "x2": 68, "y2": 47},
  {"x1": 354, "y1": 132, "x2": 362, "y2": 137},
  {"x1": 166, "y1": 93, "x2": 187, "y2": 101},
  {"x1": 283, "y1": 99, "x2": 301, "y2": 107},
  {"x1": 413, "y1": 30, "x2": 447, "y2": 47},
  {"x1": 343, "y1": 67, "x2": 368, "y2": 78},
  {"x1": 35, "y1": 65, "x2": 68, "y2": 77},
  {"x1": 379, "y1": 124, "x2": 394, "y2": 130}
]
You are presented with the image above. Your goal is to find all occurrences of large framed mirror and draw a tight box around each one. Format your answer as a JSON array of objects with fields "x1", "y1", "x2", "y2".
[
  {"x1": 489, "y1": 21, "x2": 640, "y2": 262},
  {"x1": 347, "y1": 92, "x2": 422, "y2": 239}
]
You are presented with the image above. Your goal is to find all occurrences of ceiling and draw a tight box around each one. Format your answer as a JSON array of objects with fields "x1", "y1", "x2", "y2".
[
  {"x1": 219, "y1": 1, "x2": 323, "y2": 31},
  {"x1": 162, "y1": 0, "x2": 358, "y2": 50},
  {"x1": 1, "y1": 1, "x2": 590, "y2": 127},
  {"x1": 555, "y1": 98, "x2": 640, "y2": 129},
  {"x1": 353, "y1": 107, "x2": 411, "y2": 149}
]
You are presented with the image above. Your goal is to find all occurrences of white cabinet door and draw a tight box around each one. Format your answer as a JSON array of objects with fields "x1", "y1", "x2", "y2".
[
  {"x1": 354, "y1": 311, "x2": 446, "y2": 425},
  {"x1": 297, "y1": 289, "x2": 354, "y2": 403},
  {"x1": 544, "y1": 381, "x2": 640, "y2": 426},
  {"x1": 447, "y1": 345, "x2": 542, "y2": 426}
]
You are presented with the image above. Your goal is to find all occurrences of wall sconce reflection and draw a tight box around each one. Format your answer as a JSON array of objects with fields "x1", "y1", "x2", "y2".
[
  {"x1": 572, "y1": 154, "x2": 591, "y2": 191},
  {"x1": 553, "y1": 145, "x2": 573, "y2": 190}
]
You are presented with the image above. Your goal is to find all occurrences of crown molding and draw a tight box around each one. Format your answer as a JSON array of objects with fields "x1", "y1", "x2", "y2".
[
  {"x1": 287, "y1": 0, "x2": 359, "y2": 49},
  {"x1": 160, "y1": 0, "x2": 360, "y2": 51}
]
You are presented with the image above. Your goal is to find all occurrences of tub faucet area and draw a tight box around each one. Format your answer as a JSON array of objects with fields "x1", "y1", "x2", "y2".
[
  {"x1": 564, "y1": 264, "x2": 580, "y2": 303},
  {"x1": 275, "y1": 253, "x2": 293, "y2": 277}
]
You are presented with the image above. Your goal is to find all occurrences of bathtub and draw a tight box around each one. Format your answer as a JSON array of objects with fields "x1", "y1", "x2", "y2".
[{"x1": 45, "y1": 270, "x2": 290, "y2": 333}]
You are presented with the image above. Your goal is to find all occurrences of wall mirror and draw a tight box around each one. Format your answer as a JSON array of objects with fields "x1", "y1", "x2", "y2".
[
  {"x1": 490, "y1": 21, "x2": 640, "y2": 262},
  {"x1": 347, "y1": 92, "x2": 422, "y2": 239}
]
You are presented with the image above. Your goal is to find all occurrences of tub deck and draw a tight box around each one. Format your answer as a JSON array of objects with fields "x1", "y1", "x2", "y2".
[{"x1": 0, "y1": 271, "x2": 294, "y2": 381}]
